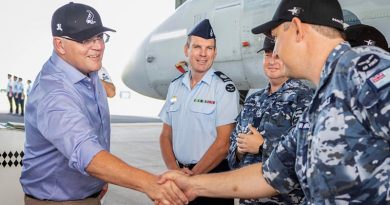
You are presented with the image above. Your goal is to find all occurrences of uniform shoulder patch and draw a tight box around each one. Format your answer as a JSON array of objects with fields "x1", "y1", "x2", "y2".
[
  {"x1": 356, "y1": 54, "x2": 380, "y2": 72},
  {"x1": 214, "y1": 71, "x2": 232, "y2": 83},
  {"x1": 171, "y1": 71, "x2": 187, "y2": 82},
  {"x1": 368, "y1": 67, "x2": 390, "y2": 90},
  {"x1": 225, "y1": 83, "x2": 236, "y2": 92}
]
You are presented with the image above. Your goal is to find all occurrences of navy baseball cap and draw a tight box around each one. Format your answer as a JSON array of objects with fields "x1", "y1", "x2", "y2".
[
  {"x1": 345, "y1": 24, "x2": 389, "y2": 51},
  {"x1": 51, "y1": 2, "x2": 115, "y2": 42},
  {"x1": 252, "y1": 0, "x2": 344, "y2": 35},
  {"x1": 188, "y1": 19, "x2": 215, "y2": 39},
  {"x1": 257, "y1": 37, "x2": 275, "y2": 53}
]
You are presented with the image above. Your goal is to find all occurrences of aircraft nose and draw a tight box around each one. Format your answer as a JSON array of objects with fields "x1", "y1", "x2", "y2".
[{"x1": 122, "y1": 38, "x2": 161, "y2": 99}]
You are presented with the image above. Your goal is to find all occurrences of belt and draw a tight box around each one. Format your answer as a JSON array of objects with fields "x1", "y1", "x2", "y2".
[
  {"x1": 25, "y1": 191, "x2": 101, "y2": 201},
  {"x1": 177, "y1": 162, "x2": 197, "y2": 169}
]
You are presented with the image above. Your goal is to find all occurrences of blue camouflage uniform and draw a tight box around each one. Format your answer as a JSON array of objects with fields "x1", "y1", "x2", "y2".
[
  {"x1": 228, "y1": 79, "x2": 313, "y2": 205},
  {"x1": 263, "y1": 42, "x2": 390, "y2": 204}
]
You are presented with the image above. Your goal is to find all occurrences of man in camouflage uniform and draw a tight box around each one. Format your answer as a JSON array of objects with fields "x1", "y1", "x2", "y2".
[
  {"x1": 227, "y1": 37, "x2": 312, "y2": 205},
  {"x1": 158, "y1": 0, "x2": 390, "y2": 204}
]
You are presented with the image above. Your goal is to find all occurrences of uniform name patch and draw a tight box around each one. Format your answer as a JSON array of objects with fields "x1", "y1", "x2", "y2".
[
  {"x1": 369, "y1": 68, "x2": 390, "y2": 90},
  {"x1": 194, "y1": 99, "x2": 215, "y2": 104}
]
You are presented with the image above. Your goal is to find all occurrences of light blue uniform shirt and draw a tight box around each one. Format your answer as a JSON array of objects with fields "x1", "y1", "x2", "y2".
[
  {"x1": 159, "y1": 68, "x2": 240, "y2": 164},
  {"x1": 20, "y1": 52, "x2": 110, "y2": 201},
  {"x1": 16, "y1": 82, "x2": 24, "y2": 94},
  {"x1": 6, "y1": 79, "x2": 12, "y2": 93}
]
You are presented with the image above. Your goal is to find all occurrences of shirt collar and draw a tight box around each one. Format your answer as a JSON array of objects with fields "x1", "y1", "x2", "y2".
[
  {"x1": 50, "y1": 51, "x2": 91, "y2": 84},
  {"x1": 319, "y1": 42, "x2": 351, "y2": 88},
  {"x1": 182, "y1": 68, "x2": 215, "y2": 88}
]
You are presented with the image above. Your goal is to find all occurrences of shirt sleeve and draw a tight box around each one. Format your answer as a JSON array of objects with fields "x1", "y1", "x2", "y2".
[
  {"x1": 98, "y1": 67, "x2": 113, "y2": 83},
  {"x1": 36, "y1": 90, "x2": 105, "y2": 176},
  {"x1": 215, "y1": 81, "x2": 240, "y2": 126},
  {"x1": 159, "y1": 83, "x2": 174, "y2": 125},
  {"x1": 350, "y1": 65, "x2": 390, "y2": 142},
  {"x1": 262, "y1": 127, "x2": 300, "y2": 194},
  {"x1": 227, "y1": 114, "x2": 242, "y2": 169}
]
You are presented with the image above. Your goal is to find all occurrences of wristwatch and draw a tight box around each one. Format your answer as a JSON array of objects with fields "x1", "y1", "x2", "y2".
[{"x1": 258, "y1": 144, "x2": 263, "y2": 155}]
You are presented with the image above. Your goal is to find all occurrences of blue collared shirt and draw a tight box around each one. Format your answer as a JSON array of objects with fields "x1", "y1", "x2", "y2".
[
  {"x1": 159, "y1": 68, "x2": 240, "y2": 164},
  {"x1": 20, "y1": 52, "x2": 111, "y2": 201}
]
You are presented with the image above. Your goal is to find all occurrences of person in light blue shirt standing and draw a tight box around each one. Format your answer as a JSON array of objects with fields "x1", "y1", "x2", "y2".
[
  {"x1": 25, "y1": 80, "x2": 32, "y2": 97},
  {"x1": 159, "y1": 19, "x2": 239, "y2": 205},
  {"x1": 16, "y1": 77, "x2": 24, "y2": 116},
  {"x1": 20, "y1": 2, "x2": 187, "y2": 205},
  {"x1": 6, "y1": 74, "x2": 13, "y2": 113}
]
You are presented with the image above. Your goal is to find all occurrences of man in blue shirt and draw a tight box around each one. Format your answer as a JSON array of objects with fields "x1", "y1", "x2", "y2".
[
  {"x1": 20, "y1": 3, "x2": 187, "y2": 205},
  {"x1": 159, "y1": 19, "x2": 239, "y2": 205},
  {"x1": 159, "y1": 0, "x2": 390, "y2": 204}
]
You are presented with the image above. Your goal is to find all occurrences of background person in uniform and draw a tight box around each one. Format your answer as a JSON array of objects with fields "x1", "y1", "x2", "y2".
[
  {"x1": 12, "y1": 75, "x2": 18, "y2": 114},
  {"x1": 227, "y1": 37, "x2": 312, "y2": 205},
  {"x1": 159, "y1": 0, "x2": 390, "y2": 204},
  {"x1": 26, "y1": 80, "x2": 32, "y2": 97},
  {"x1": 6, "y1": 74, "x2": 13, "y2": 113},
  {"x1": 16, "y1": 77, "x2": 25, "y2": 116},
  {"x1": 20, "y1": 3, "x2": 187, "y2": 205},
  {"x1": 345, "y1": 23, "x2": 389, "y2": 51},
  {"x1": 98, "y1": 67, "x2": 116, "y2": 98},
  {"x1": 159, "y1": 19, "x2": 239, "y2": 205}
]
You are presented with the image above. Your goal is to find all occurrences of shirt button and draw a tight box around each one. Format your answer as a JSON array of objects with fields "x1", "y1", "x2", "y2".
[{"x1": 88, "y1": 86, "x2": 91, "y2": 89}]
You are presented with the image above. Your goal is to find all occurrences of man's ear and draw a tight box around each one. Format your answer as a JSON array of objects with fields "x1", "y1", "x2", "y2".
[
  {"x1": 291, "y1": 17, "x2": 305, "y2": 42},
  {"x1": 53, "y1": 37, "x2": 66, "y2": 55},
  {"x1": 184, "y1": 44, "x2": 189, "y2": 57}
]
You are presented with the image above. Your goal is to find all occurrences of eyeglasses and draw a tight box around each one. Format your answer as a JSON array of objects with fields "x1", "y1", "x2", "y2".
[{"x1": 61, "y1": 33, "x2": 110, "y2": 47}]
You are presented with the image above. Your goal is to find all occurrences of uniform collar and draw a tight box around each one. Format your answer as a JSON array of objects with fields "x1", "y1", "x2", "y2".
[
  {"x1": 182, "y1": 68, "x2": 215, "y2": 88},
  {"x1": 319, "y1": 42, "x2": 351, "y2": 88},
  {"x1": 266, "y1": 79, "x2": 292, "y2": 95},
  {"x1": 50, "y1": 51, "x2": 93, "y2": 84}
]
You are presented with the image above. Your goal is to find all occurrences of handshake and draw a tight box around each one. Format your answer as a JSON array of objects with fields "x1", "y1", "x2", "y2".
[
  {"x1": 144, "y1": 162, "x2": 275, "y2": 205},
  {"x1": 148, "y1": 170, "x2": 196, "y2": 205}
]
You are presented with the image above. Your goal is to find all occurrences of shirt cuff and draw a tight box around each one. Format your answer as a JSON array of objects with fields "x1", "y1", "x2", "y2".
[
  {"x1": 262, "y1": 150, "x2": 299, "y2": 194},
  {"x1": 69, "y1": 138, "x2": 105, "y2": 176}
]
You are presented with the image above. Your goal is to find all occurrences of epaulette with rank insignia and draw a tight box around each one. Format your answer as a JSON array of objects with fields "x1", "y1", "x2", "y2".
[
  {"x1": 214, "y1": 71, "x2": 236, "y2": 92},
  {"x1": 171, "y1": 71, "x2": 187, "y2": 82},
  {"x1": 214, "y1": 71, "x2": 232, "y2": 83}
]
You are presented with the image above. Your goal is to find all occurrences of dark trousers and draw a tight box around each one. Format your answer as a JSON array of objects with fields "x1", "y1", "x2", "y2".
[
  {"x1": 7, "y1": 92, "x2": 13, "y2": 113},
  {"x1": 18, "y1": 93, "x2": 24, "y2": 115},
  {"x1": 179, "y1": 159, "x2": 234, "y2": 205},
  {"x1": 14, "y1": 94, "x2": 19, "y2": 114}
]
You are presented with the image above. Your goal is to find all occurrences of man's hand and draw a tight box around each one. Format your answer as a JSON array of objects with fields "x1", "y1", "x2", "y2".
[
  {"x1": 144, "y1": 177, "x2": 189, "y2": 205},
  {"x1": 98, "y1": 183, "x2": 109, "y2": 200},
  {"x1": 157, "y1": 170, "x2": 197, "y2": 202},
  {"x1": 180, "y1": 167, "x2": 194, "y2": 176},
  {"x1": 237, "y1": 124, "x2": 264, "y2": 154}
]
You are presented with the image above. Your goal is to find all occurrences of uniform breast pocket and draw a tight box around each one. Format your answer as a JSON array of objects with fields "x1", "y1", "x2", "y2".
[
  {"x1": 190, "y1": 103, "x2": 216, "y2": 123},
  {"x1": 168, "y1": 102, "x2": 181, "y2": 123}
]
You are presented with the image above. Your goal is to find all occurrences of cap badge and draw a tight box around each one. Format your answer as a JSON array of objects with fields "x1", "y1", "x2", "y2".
[
  {"x1": 288, "y1": 7, "x2": 303, "y2": 16},
  {"x1": 364, "y1": 39, "x2": 375, "y2": 46},
  {"x1": 86, "y1": 10, "x2": 96, "y2": 25},
  {"x1": 332, "y1": 18, "x2": 344, "y2": 26},
  {"x1": 210, "y1": 29, "x2": 214, "y2": 37},
  {"x1": 56, "y1": 23, "x2": 63, "y2": 32}
]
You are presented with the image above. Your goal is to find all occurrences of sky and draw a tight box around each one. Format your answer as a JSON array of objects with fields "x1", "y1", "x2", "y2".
[{"x1": 0, "y1": 0, "x2": 175, "y2": 117}]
